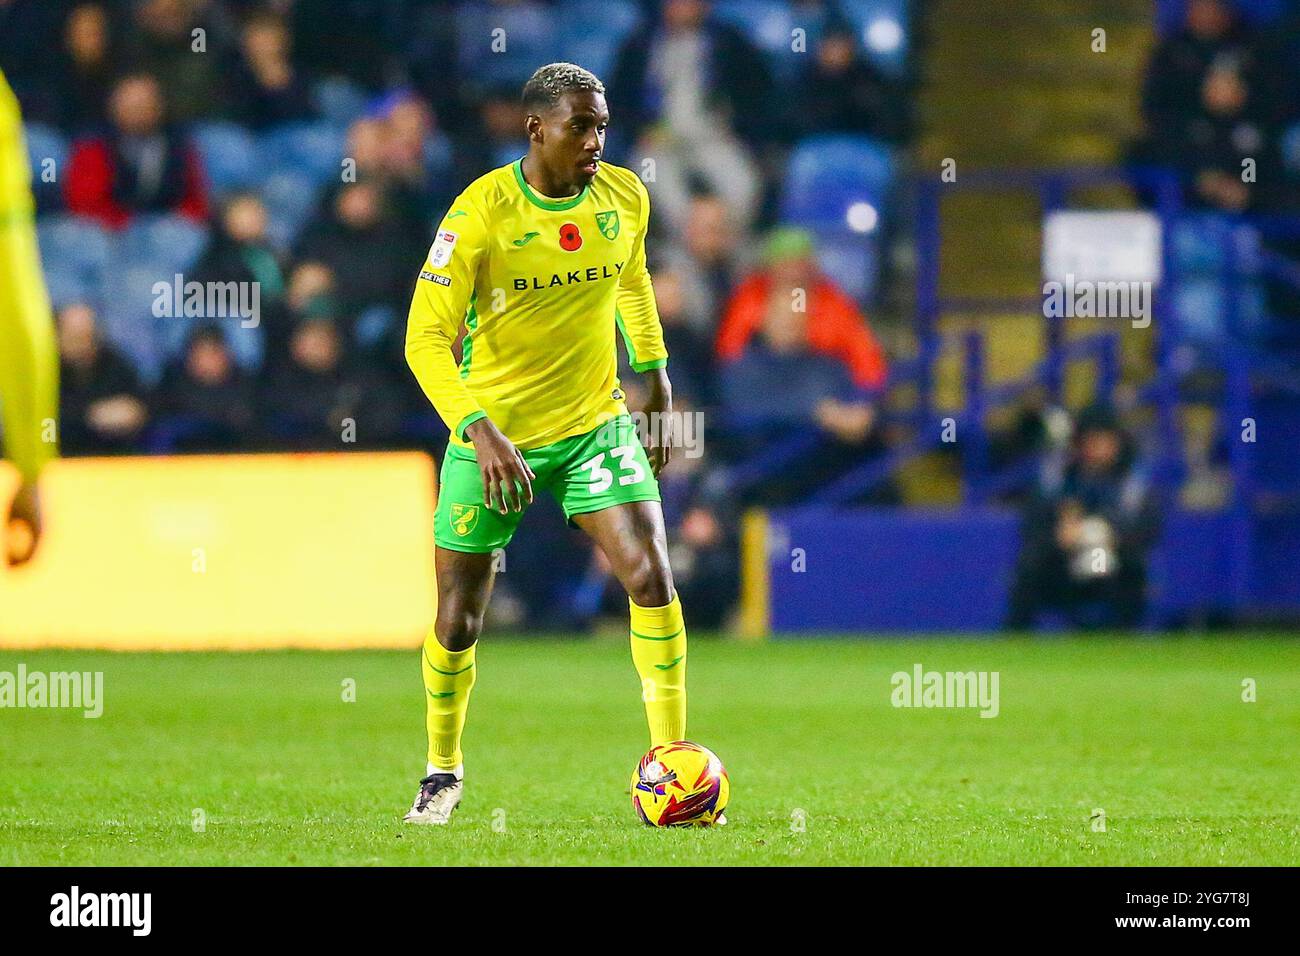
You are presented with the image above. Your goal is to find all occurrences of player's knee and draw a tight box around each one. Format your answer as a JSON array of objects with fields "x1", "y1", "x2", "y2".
[
  {"x1": 626, "y1": 558, "x2": 675, "y2": 608},
  {"x1": 433, "y1": 606, "x2": 484, "y2": 652}
]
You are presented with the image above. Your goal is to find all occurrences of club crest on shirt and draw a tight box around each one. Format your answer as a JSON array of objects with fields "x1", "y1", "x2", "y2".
[
  {"x1": 450, "y1": 504, "x2": 479, "y2": 536},
  {"x1": 429, "y1": 230, "x2": 459, "y2": 268},
  {"x1": 596, "y1": 209, "x2": 620, "y2": 240}
]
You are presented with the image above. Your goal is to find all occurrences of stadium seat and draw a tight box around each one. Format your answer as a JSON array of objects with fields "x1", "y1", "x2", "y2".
[
  {"x1": 712, "y1": 0, "x2": 802, "y2": 81},
  {"x1": 99, "y1": 263, "x2": 172, "y2": 385},
  {"x1": 260, "y1": 169, "x2": 319, "y2": 252},
  {"x1": 353, "y1": 304, "x2": 398, "y2": 349},
  {"x1": 815, "y1": 232, "x2": 880, "y2": 304},
  {"x1": 192, "y1": 122, "x2": 259, "y2": 193},
  {"x1": 101, "y1": 247, "x2": 266, "y2": 382},
  {"x1": 556, "y1": 0, "x2": 640, "y2": 79},
  {"x1": 42, "y1": 263, "x2": 95, "y2": 311},
  {"x1": 122, "y1": 214, "x2": 210, "y2": 274},
  {"x1": 156, "y1": 310, "x2": 265, "y2": 376},
  {"x1": 36, "y1": 214, "x2": 113, "y2": 303},
  {"x1": 37, "y1": 214, "x2": 113, "y2": 278},
  {"x1": 1281, "y1": 122, "x2": 1300, "y2": 175},
  {"x1": 1168, "y1": 213, "x2": 1262, "y2": 275},
  {"x1": 313, "y1": 76, "x2": 370, "y2": 128},
  {"x1": 23, "y1": 122, "x2": 68, "y2": 182},
  {"x1": 1171, "y1": 276, "x2": 1267, "y2": 353},
  {"x1": 1157, "y1": 0, "x2": 1291, "y2": 33},
  {"x1": 839, "y1": 0, "x2": 911, "y2": 77},
  {"x1": 780, "y1": 134, "x2": 895, "y2": 229},
  {"x1": 121, "y1": 263, "x2": 266, "y2": 379},
  {"x1": 456, "y1": 1, "x2": 556, "y2": 89},
  {"x1": 259, "y1": 121, "x2": 347, "y2": 187}
]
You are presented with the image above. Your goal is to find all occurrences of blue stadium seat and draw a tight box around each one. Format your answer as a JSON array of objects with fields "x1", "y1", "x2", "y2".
[
  {"x1": 104, "y1": 263, "x2": 265, "y2": 382},
  {"x1": 1171, "y1": 277, "x2": 1267, "y2": 353},
  {"x1": 23, "y1": 122, "x2": 68, "y2": 181},
  {"x1": 353, "y1": 304, "x2": 398, "y2": 349},
  {"x1": 780, "y1": 134, "x2": 895, "y2": 229},
  {"x1": 192, "y1": 122, "x2": 259, "y2": 193},
  {"x1": 156, "y1": 310, "x2": 265, "y2": 376},
  {"x1": 259, "y1": 121, "x2": 347, "y2": 186},
  {"x1": 36, "y1": 215, "x2": 113, "y2": 300},
  {"x1": 122, "y1": 214, "x2": 210, "y2": 274},
  {"x1": 456, "y1": 1, "x2": 556, "y2": 89},
  {"x1": 260, "y1": 169, "x2": 319, "y2": 253},
  {"x1": 713, "y1": 1, "x2": 801, "y2": 80},
  {"x1": 1169, "y1": 213, "x2": 1261, "y2": 276},
  {"x1": 815, "y1": 232, "x2": 880, "y2": 304},
  {"x1": 556, "y1": 0, "x2": 641, "y2": 79},
  {"x1": 99, "y1": 263, "x2": 172, "y2": 385},
  {"x1": 42, "y1": 264, "x2": 96, "y2": 310},
  {"x1": 1281, "y1": 122, "x2": 1300, "y2": 175},
  {"x1": 313, "y1": 76, "x2": 370, "y2": 128},
  {"x1": 839, "y1": 0, "x2": 911, "y2": 76},
  {"x1": 1157, "y1": 0, "x2": 1291, "y2": 33}
]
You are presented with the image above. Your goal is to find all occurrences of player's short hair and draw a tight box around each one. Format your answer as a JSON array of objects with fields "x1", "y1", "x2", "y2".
[{"x1": 521, "y1": 62, "x2": 605, "y2": 114}]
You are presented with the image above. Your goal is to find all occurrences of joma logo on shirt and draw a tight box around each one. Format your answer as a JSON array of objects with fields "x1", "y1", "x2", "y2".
[{"x1": 513, "y1": 262, "x2": 624, "y2": 291}]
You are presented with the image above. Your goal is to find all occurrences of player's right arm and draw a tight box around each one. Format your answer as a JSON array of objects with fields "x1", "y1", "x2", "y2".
[{"x1": 404, "y1": 196, "x2": 533, "y2": 514}]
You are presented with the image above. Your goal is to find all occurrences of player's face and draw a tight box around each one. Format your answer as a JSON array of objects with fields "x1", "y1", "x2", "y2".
[{"x1": 538, "y1": 91, "x2": 609, "y2": 189}]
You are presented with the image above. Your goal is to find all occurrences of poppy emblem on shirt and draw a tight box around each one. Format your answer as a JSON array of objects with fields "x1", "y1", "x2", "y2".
[{"x1": 559, "y1": 222, "x2": 583, "y2": 251}]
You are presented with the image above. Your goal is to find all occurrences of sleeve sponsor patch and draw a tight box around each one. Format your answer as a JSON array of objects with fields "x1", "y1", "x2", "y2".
[
  {"x1": 428, "y1": 229, "x2": 459, "y2": 268},
  {"x1": 419, "y1": 270, "x2": 452, "y2": 286}
]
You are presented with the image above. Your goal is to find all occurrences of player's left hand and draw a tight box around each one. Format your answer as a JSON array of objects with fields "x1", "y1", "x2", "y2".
[{"x1": 642, "y1": 368, "x2": 673, "y2": 477}]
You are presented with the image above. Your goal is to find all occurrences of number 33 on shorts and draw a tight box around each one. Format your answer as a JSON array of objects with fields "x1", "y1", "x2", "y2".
[
  {"x1": 554, "y1": 415, "x2": 660, "y2": 524},
  {"x1": 579, "y1": 445, "x2": 646, "y2": 493}
]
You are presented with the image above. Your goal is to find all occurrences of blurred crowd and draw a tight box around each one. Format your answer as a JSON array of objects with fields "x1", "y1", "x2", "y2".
[
  {"x1": 1131, "y1": 0, "x2": 1300, "y2": 216},
  {"x1": 1, "y1": 0, "x2": 910, "y2": 630},
  {"x1": 1129, "y1": 0, "x2": 1300, "y2": 350}
]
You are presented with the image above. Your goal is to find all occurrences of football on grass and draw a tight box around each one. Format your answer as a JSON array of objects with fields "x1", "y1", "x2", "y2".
[{"x1": 630, "y1": 741, "x2": 729, "y2": 827}]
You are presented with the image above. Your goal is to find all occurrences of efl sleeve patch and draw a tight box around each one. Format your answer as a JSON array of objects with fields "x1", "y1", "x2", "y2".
[
  {"x1": 428, "y1": 230, "x2": 459, "y2": 268},
  {"x1": 419, "y1": 270, "x2": 452, "y2": 286}
]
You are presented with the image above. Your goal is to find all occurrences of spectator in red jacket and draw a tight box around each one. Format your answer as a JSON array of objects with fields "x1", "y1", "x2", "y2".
[
  {"x1": 714, "y1": 228, "x2": 895, "y2": 505},
  {"x1": 715, "y1": 226, "x2": 889, "y2": 392},
  {"x1": 64, "y1": 72, "x2": 209, "y2": 229}
]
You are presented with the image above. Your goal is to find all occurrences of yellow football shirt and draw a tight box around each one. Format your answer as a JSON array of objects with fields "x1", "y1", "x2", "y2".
[
  {"x1": 405, "y1": 158, "x2": 667, "y2": 451},
  {"x1": 0, "y1": 69, "x2": 58, "y2": 482}
]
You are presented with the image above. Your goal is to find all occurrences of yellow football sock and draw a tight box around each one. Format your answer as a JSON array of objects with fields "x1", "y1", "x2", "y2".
[
  {"x1": 629, "y1": 592, "x2": 687, "y2": 746},
  {"x1": 421, "y1": 630, "x2": 476, "y2": 770}
]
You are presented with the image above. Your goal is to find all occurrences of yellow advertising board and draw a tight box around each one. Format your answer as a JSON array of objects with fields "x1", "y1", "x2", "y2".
[{"x1": 0, "y1": 453, "x2": 437, "y2": 649}]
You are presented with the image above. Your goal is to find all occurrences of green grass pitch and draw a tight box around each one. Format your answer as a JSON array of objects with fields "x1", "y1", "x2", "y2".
[{"x1": 2, "y1": 637, "x2": 1297, "y2": 865}]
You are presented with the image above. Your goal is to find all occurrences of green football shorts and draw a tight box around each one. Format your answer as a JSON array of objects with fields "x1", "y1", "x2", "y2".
[{"x1": 433, "y1": 413, "x2": 662, "y2": 552}]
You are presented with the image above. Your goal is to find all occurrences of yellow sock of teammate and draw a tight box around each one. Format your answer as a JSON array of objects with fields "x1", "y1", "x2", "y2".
[
  {"x1": 421, "y1": 630, "x2": 476, "y2": 772},
  {"x1": 629, "y1": 592, "x2": 687, "y2": 746}
]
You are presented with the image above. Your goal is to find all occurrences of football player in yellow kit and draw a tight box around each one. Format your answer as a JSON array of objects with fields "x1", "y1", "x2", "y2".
[
  {"x1": 402, "y1": 63, "x2": 693, "y2": 824},
  {"x1": 0, "y1": 69, "x2": 58, "y2": 567}
]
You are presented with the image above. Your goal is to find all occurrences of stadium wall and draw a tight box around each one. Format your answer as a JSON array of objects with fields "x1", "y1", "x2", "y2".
[{"x1": 742, "y1": 507, "x2": 1289, "y2": 634}]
